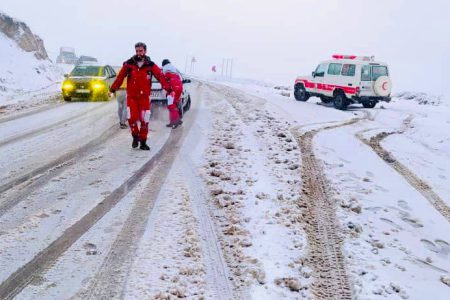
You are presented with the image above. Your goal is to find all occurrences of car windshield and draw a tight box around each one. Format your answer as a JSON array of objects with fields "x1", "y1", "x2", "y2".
[
  {"x1": 70, "y1": 66, "x2": 104, "y2": 76},
  {"x1": 372, "y1": 66, "x2": 388, "y2": 81}
]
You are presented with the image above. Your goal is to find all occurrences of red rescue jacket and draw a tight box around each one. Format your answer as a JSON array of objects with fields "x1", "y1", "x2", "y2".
[
  {"x1": 111, "y1": 56, "x2": 170, "y2": 98},
  {"x1": 162, "y1": 63, "x2": 183, "y2": 93}
]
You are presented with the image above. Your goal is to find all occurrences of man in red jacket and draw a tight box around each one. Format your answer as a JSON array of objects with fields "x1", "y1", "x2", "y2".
[{"x1": 110, "y1": 42, "x2": 170, "y2": 150}]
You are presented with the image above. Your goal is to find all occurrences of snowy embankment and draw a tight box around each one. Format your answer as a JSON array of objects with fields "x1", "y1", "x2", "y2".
[
  {"x1": 207, "y1": 77, "x2": 450, "y2": 299},
  {"x1": 0, "y1": 29, "x2": 64, "y2": 112},
  {"x1": 0, "y1": 30, "x2": 63, "y2": 101},
  {"x1": 199, "y1": 83, "x2": 311, "y2": 298}
]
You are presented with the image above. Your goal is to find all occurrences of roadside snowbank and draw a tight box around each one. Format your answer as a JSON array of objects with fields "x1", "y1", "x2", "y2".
[
  {"x1": 0, "y1": 31, "x2": 63, "y2": 107},
  {"x1": 211, "y1": 77, "x2": 450, "y2": 299},
  {"x1": 394, "y1": 92, "x2": 444, "y2": 106}
]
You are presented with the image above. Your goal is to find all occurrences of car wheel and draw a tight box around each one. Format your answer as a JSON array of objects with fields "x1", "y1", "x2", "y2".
[
  {"x1": 63, "y1": 96, "x2": 72, "y2": 101},
  {"x1": 333, "y1": 92, "x2": 348, "y2": 110},
  {"x1": 185, "y1": 95, "x2": 191, "y2": 111},
  {"x1": 178, "y1": 102, "x2": 184, "y2": 119},
  {"x1": 294, "y1": 84, "x2": 310, "y2": 101},
  {"x1": 362, "y1": 101, "x2": 376, "y2": 108}
]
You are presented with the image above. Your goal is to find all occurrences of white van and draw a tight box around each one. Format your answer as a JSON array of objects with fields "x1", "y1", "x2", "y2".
[{"x1": 294, "y1": 55, "x2": 392, "y2": 110}]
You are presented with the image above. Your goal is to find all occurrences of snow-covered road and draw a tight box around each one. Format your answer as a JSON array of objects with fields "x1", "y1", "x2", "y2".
[{"x1": 0, "y1": 80, "x2": 449, "y2": 299}]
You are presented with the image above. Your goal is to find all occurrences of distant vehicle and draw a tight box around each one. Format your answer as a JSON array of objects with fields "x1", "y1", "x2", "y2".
[
  {"x1": 76, "y1": 55, "x2": 98, "y2": 66},
  {"x1": 56, "y1": 47, "x2": 77, "y2": 64},
  {"x1": 151, "y1": 75, "x2": 192, "y2": 117},
  {"x1": 61, "y1": 64, "x2": 116, "y2": 101},
  {"x1": 294, "y1": 54, "x2": 392, "y2": 110}
]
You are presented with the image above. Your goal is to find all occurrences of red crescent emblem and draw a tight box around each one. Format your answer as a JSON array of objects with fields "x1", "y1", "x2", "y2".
[{"x1": 382, "y1": 82, "x2": 388, "y2": 91}]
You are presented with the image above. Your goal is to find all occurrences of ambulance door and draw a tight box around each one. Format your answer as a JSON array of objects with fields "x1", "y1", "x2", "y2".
[{"x1": 313, "y1": 63, "x2": 328, "y2": 94}]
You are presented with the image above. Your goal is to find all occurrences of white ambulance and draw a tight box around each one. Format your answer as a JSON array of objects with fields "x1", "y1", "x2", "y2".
[{"x1": 294, "y1": 55, "x2": 392, "y2": 110}]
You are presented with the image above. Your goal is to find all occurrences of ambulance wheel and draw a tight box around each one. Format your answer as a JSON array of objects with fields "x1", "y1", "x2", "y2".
[
  {"x1": 362, "y1": 101, "x2": 376, "y2": 108},
  {"x1": 320, "y1": 96, "x2": 332, "y2": 103},
  {"x1": 294, "y1": 84, "x2": 310, "y2": 101},
  {"x1": 333, "y1": 92, "x2": 348, "y2": 110},
  {"x1": 63, "y1": 96, "x2": 72, "y2": 101}
]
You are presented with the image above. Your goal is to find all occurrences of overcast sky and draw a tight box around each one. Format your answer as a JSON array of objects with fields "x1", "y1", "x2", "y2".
[{"x1": 2, "y1": 0, "x2": 450, "y2": 95}]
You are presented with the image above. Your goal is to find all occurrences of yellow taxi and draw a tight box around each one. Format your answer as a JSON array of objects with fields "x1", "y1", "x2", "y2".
[{"x1": 62, "y1": 64, "x2": 116, "y2": 101}]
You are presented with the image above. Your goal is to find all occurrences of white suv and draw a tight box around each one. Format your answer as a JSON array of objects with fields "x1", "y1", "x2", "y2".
[
  {"x1": 294, "y1": 55, "x2": 392, "y2": 110},
  {"x1": 151, "y1": 76, "x2": 192, "y2": 117}
]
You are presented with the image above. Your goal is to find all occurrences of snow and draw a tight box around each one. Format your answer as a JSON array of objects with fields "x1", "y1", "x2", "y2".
[
  {"x1": 210, "y1": 77, "x2": 450, "y2": 299},
  {"x1": 0, "y1": 31, "x2": 63, "y2": 106},
  {"x1": 0, "y1": 103, "x2": 170, "y2": 284},
  {"x1": 1, "y1": 3, "x2": 449, "y2": 297},
  {"x1": 198, "y1": 83, "x2": 311, "y2": 298},
  {"x1": 316, "y1": 126, "x2": 449, "y2": 299},
  {"x1": 1, "y1": 72, "x2": 449, "y2": 299}
]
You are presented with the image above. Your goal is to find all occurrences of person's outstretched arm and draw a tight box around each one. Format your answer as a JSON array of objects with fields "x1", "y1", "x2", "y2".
[
  {"x1": 110, "y1": 63, "x2": 128, "y2": 93},
  {"x1": 150, "y1": 63, "x2": 171, "y2": 93}
]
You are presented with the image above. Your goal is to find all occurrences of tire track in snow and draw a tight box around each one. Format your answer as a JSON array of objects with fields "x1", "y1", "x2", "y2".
[
  {"x1": 292, "y1": 118, "x2": 363, "y2": 300},
  {"x1": 0, "y1": 101, "x2": 63, "y2": 125},
  {"x1": 0, "y1": 123, "x2": 118, "y2": 217},
  {"x1": 0, "y1": 87, "x2": 63, "y2": 124},
  {"x1": 0, "y1": 101, "x2": 109, "y2": 148},
  {"x1": 201, "y1": 83, "x2": 270, "y2": 295},
  {"x1": 0, "y1": 126, "x2": 173, "y2": 299},
  {"x1": 82, "y1": 84, "x2": 209, "y2": 299},
  {"x1": 356, "y1": 115, "x2": 450, "y2": 222},
  {"x1": 82, "y1": 130, "x2": 183, "y2": 299},
  {"x1": 179, "y1": 144, "x2": 237, "y2": 299},
  {"x1": 206, "y1": 82, "x2": 365, "y2": 298}
]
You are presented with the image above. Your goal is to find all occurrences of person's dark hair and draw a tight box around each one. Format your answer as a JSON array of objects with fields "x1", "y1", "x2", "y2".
[
  {"x1": 134, "y1": 42, "x2": 147, "y2": 51},
  {"x1": 162, "y1": 59, "x2": 171, "y2": 66}
]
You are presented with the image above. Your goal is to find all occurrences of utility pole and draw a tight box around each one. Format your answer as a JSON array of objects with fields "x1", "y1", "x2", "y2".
[
  {"x1": 220, "y1": 58, "x2": 235, "y2": 78},
  {"x1": 190, "y1": 56, "x2": 197, "y2": 74},
  {"x1": 225, "y1": 59, "x2": 229, "y2": 78},
  {"x1": 230, "y1": 59, "x2": 233, "y2": 78}
]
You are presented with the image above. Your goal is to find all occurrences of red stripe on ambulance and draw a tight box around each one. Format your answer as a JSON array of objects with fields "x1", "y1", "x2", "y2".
[{"x1": 296, "y1": 79, "x2": 357, "y2": 95}]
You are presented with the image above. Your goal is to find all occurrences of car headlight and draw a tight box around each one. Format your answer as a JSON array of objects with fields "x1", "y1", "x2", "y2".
[
  {"x1": 92, "y1": 82, "x2": 105, "y2": 91},
  {"x1": 62, "y1": 82, "x2": 74, "y2": 91}
]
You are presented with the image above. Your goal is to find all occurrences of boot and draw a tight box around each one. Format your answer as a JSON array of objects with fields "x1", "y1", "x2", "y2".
[
  {"x1": 140, "y1": 140, "x2": 150, "y2": 150},
  {"x1": 171, "y1": 119, "x2": 183, "y2": 129},
  {"x1": 167, "y1": 106, "x2": 180, "y2": 127},
  {"x1": 132, "y1": 136, "x2": 139, "y2": 148}
]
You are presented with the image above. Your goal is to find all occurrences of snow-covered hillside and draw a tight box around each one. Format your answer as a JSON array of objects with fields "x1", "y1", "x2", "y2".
[{"x1": 0, "y1": 11, "x2": 63, "y2": 107}]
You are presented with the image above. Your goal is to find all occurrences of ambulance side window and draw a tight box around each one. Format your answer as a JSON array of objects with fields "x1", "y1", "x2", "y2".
[
  {"x1": 341, "y1": 64, "x2": 356, "y2": 76},
  {"x1": 361, "y1": 65, "x2": 371, "y2": 81},
  {"x1": 372, "y1": 66, "x2": 388, "y2": 80},
  {"x1": 327, "y1": 63, "x2": 342, "y2": 75},
  {"x1": 315, "y1": 63, "x2": 327, "y2": 77}
]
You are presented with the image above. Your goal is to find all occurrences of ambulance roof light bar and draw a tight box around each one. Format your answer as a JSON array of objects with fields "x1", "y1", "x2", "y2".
[
  {"x1": 332, "y1": 54, "x2": 357, "y2": 60},
  {"x1": 332, "y1": 54, "x2": 375, "y2": 61}
]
